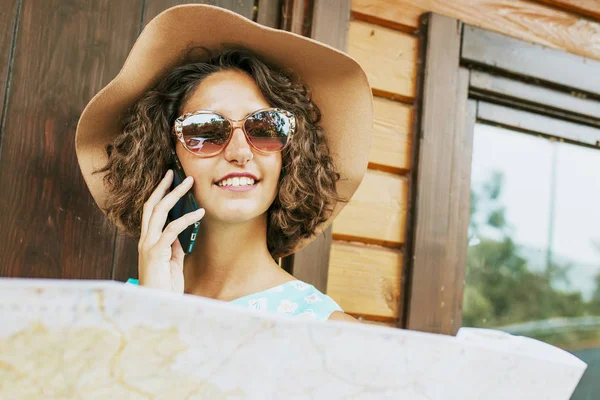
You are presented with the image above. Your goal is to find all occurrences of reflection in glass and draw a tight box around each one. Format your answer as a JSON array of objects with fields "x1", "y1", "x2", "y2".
[{"x1": 463, "y1": 123, "x2": 600, "y2": 399}]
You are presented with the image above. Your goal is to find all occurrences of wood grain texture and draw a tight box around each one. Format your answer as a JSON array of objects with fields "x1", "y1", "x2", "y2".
[
  {"x1": 462, "y1": 25, "x2": 600, "y2": 97},
  {"x1": 332, "y1": 169, "x2": 408, "y2": 246},
  {"x1": 405, "y1": 14, "x2": 472, "y2": 335},
  {"x1": 370, "y1": 96, "x2": 413, "y2": 173},
  {"x1": 0, "y1": 0, "x2": 18, "y2": 149},
  {"x1": 312, "y1": 0, "x2": 351, "y2": 51},
  {"x1": 143, "y1": 0, "x2": 255, "y2": 23},
  {"x1": 284, "y1": 226, "x2": 333, "y2": 293},
  {"x1": 282, "y1": 0, "x2": 351, "y2": 293},
  {"x1": 256, "y1": 0, "x2": 281, "y2": 27},
  {"x1": 348, "y1": 20, "x2": 418, "y2": 102},
  {"x1": 0, "y1": 0, "x2": 143, "y2": 279},
  {"x1": 352, "y1": 0, "x2": 600, "y2": 62},
  {"x1": 534, "y1": 0, "x2": 600, "y2": 20},
  {"x1": 360, "y1": 319, "x2": 399, "y2": 327},
  {"x1": 328, "y1": 240, "x2": 403, "y2": 319}
]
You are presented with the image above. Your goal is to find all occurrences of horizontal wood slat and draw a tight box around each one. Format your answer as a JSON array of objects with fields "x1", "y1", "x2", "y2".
[
  {"x1": 351, "y1": 0, "x2": 600, "y2": 62},
  {"x1": 348, "y1": 20, "x2": 417, "y2": 102},
  {"x1": 332, "y1": 169, "x2": 408, "y2": 246},
  {"x1": 462, "y1": 25, "x2": 600, "y2": 97},
  {"x1": 534, "y1": 0, "x2": 600, "y2": 20},
  {"x1": 328, "y1": 240, "x2": 403, "y2": 319},
  {"x1": 370, "y1": 97, "x2": 413, "y2": 173},
  {"x1": 360, "y1": 319, "x2": 399, "y2": 328}
]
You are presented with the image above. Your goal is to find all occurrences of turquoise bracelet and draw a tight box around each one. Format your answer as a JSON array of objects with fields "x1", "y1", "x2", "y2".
[{"x1": 126, "y1": 278, "x2": 139, "y2": 285}]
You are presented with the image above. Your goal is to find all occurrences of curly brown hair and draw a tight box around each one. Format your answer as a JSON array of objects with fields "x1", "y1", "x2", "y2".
[{"x1": 93, "y1": 45, "x2": 344, "y2": 258}]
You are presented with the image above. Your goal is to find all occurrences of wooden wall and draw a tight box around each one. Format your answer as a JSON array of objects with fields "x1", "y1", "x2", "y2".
[{"x1": 327, "y1": 0, "x2": 600, "y2": 326}]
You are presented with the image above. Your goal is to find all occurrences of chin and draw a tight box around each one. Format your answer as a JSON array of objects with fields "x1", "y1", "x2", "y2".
[{"x1": 209, "y1": 203, "x2": 270, "y2": 224}]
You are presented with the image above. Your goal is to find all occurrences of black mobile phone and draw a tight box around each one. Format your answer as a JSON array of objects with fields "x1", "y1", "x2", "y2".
[{"x1": 166, "y1": 149, "x2": 201, "y2": 255}]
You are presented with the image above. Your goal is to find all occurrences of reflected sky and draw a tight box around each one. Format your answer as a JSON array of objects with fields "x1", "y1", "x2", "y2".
[{"x1": 471, "y1": 123, "x2": 600, "y2": 298}]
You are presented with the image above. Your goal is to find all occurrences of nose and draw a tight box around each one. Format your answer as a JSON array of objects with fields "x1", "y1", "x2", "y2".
[{"x1": 223, "y1": 126, "x2": 253, "y2": 165}]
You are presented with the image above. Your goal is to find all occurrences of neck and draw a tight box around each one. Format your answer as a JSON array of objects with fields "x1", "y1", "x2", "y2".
[{"x1": 182, "y1": 213, "x2": 285, "y2": 300}]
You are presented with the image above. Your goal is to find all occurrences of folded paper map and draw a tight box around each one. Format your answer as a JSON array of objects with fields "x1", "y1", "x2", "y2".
[{"x1": 0, "y1": 278, "x2": 587, "y2": 399}]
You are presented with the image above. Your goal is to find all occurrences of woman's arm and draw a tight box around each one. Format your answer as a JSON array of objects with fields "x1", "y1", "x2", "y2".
[{"x1": 328, "y1": 311, "x2": 361, "y2": 323}]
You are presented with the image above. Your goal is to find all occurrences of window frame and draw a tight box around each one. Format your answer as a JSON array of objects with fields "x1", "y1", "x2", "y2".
[{"x1": 403, "y1": 12, "x2": 600, "y2": 334}]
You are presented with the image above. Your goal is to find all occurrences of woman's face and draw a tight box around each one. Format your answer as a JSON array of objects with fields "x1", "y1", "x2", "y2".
[{"x1": 175, "y1": 69, "x2": 282, "y2": 225}]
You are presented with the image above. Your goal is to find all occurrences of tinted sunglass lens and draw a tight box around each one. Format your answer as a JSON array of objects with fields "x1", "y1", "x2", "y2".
[
  {"x1": 181, "y1": 114, "x2": 230, "y2": 155},
  {"x1": 244, "y1": 111, "x2": 292, "y2": 152}
]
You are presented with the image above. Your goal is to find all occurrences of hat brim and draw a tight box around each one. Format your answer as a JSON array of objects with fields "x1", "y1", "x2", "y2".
[{"x1": 75, "y1": 4, "x2": 373, "y2": 256}]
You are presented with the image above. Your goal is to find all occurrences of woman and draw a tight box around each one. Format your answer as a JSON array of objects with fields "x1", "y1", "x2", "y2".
[{"x1": 75, "y1": 5, "x2": 373, "y2": 322}]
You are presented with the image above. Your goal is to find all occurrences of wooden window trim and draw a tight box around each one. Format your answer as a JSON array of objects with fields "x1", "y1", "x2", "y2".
[{"x1": 404, "y1": 12, "x2": 600, "y2": 335}]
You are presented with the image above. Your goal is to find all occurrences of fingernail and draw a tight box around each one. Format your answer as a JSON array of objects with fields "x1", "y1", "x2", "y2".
[{"x1": 185, "y1": 176, "x2": 193, "y2": 183}]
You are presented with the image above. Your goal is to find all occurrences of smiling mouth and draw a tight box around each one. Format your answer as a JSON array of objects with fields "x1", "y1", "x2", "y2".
[{"x1": 215, "y1": 177, "x2": 258, "y2": 187}]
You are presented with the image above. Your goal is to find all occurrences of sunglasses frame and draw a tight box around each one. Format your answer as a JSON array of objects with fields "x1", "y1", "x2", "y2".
[{"x1": 172, "y1": 107, "x2": 296, "y2": 157}]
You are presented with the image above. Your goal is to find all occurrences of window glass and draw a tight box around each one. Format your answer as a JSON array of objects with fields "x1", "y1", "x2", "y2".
[{"x1": 464, "y1": 123, "x2": 600, "y2": 399}]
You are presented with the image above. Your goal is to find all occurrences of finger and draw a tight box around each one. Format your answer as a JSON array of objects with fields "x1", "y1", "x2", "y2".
[
  {"x1": 156, "y1": 208, "x2": 205, "y2": 253},
  {"x1": 171, "y1": 236, "x2": 184, "y2": 263},
  {"x1": 141, "y1": 169, "x2": 173, "y2": 240},
  {"x1": 146, "y1": 175, "x2": 195, "y2": 245}
]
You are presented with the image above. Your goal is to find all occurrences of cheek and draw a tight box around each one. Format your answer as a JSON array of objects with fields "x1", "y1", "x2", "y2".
[{"x1": 265, "y1": 155, "x2": 282, "y2": 195}]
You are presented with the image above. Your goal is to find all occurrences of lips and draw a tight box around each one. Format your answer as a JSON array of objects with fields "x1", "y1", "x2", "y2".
[{"x1": 214, "y1": 172, "x2": 259, "y2": 186}]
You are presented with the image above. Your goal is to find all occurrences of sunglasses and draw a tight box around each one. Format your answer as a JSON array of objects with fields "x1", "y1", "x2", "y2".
[{"x1": 172, "y1": 107, "x2": 296, "y2": 157}]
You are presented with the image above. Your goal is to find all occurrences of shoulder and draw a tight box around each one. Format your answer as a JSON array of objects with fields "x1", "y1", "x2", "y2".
[{"x1": 327, "y1": 311, "x2": 361, "y2": 323}]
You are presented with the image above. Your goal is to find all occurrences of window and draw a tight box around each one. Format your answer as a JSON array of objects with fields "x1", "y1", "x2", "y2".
[{"x1": 405, "y1": 13, "x2": 600, "y2": 398}]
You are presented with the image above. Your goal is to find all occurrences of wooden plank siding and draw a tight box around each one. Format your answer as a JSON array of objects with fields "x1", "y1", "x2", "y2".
[
  {"x1": 332, "y1": 169, "x2": 407, "y2": 246},
  {"x1": 351, "y1": 0, "x2": 600, "y2": 62},
  {"x1": 328, "y1": 241, "x2": 403, "y2": 319},
  {"x1": 533, "y1": 0, "x2": 600, "y2": 20},
  {"x1": 327, "y1": 17, "x2": 416, "y2": 325},
  {"x1": 0, "y1": 0, "x2": 143, "y2": 279},
  {"x1": 348, "y1": 20, "x2": 418, "y2": 103},
  {"x1": 334, "y1": 0, "x2": 600, "y2": 326}
]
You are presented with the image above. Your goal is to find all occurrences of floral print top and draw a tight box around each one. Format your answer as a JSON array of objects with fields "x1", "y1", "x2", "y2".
[{"x1": 125, "y1": 279, "x2": 343, "y2": 321}]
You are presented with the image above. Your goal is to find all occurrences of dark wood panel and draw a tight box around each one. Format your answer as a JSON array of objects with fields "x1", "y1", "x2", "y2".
[
  {"x1": 448, "y1": 96, "x2": 476, "y2": 335},
  {"x1": 279, "y1": 0, "x2": 350, "y2": 293},
  {"x1": 256, "y1": 0, "x2": 281, "y2": 27},
  {"x1": 462, "y1": 25, "x2": 600, "y2": 98},
  {"x1": 143, "y1": 0, "x2": 255, "y2": 26},
  {"x1": 534, "y1": 0, "x2": 600, "y2": 20},
  {"x1": 404, "y1": 13, "x2": 472, "y2": 335},
  {"x1": 282, "y1": 226, "x2": 332, "y2": 291},
  {"x1": 112, "y1": 0, "x2": 273, "y2": 282},
  {"x1": 311, "y1": 0, "x2": 350, "y2": 52},
  {"x1": 477, "y1": 102, "x2": 600, "y2": 147},
  {"x1": 469, "y1": 70, "x2": 600, "y2": 126},
  {"x1": 0, "y1": 0, "x2": 143, "y2": 279},
  {"x1": 0, "y1": 0, "x2": 19, "y2": 152}
]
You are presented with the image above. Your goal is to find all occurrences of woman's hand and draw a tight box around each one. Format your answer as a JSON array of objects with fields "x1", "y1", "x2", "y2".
[{"x1": 137, "y1": 169, "x2": 205, "y2": 293}]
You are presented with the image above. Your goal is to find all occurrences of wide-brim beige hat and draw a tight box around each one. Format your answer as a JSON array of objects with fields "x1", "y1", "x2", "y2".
[{"x1": 75, "y1": 4, "x2": 373, "y2": 255}]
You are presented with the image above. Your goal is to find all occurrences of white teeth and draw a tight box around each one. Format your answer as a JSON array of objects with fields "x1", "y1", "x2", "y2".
[{"x1": 217, "y1": 177, "x2": 256, "y2": 186}]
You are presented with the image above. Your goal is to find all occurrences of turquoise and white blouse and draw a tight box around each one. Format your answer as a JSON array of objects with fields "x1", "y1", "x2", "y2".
[{"x1": 125, "y1": 278, "x2": 343, "y2": 321}]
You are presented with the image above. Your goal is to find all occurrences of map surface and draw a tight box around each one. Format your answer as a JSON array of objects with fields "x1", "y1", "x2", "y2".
[{"x1": 0, "y1": 278, "x2": 587, "y2": 399}]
